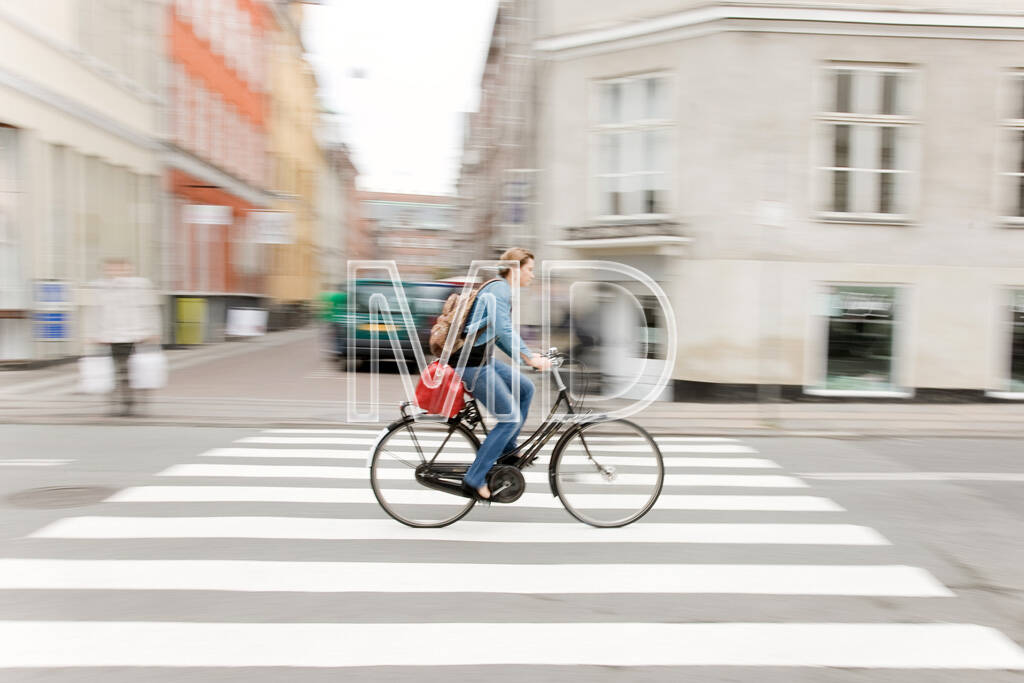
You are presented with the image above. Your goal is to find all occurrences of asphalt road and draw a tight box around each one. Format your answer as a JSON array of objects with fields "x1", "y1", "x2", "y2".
[{"x1": 0, "y1": 424, "x2": 1022, "y2": 681}]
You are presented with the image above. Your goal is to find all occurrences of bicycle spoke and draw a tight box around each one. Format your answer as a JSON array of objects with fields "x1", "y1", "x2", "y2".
[
  {"x1": 371, "y1": 420, "x2": 479, "y2": 528},
  {"x1": 375, "y1": 447, "x2": 424, "y2": 470},
  {"x1": 553, "y1": 419, "x2": 664, "y2": 527}
]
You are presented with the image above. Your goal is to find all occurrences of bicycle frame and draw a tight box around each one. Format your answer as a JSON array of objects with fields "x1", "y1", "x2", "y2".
[
  {"x1": 373, "y1": 351, "x2": 663, "y2": 526},
  {"x1": 391, "y1": 354, "x2": 603, "y2": 500}
]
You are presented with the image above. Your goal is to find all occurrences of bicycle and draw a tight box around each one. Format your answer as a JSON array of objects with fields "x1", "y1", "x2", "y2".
[{"x1": 369, "y1": 347, "x2": 664, "y2": 528}]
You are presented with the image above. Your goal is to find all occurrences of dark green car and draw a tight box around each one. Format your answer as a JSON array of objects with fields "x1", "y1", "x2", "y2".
[{"x1": 337, "y1": 280, "x2": 458, "y2": 369}]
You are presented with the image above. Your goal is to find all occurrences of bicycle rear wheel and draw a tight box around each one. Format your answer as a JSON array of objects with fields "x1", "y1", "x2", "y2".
[
  {"x1": 551, "y1": 419, "x2": 663, "y2": 527},
  {"x1": 370, "y1": 419, "x2": 479, "y2": 527}
]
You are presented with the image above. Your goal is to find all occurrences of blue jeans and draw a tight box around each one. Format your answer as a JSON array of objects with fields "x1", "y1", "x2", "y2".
[{"x1": 460, "y1": 359, "x2": 535, "y2": 489}]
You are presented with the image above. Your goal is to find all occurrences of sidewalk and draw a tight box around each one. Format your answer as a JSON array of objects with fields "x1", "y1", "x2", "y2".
[{"x1": 0, "y1": 327, "x2": 1021, "y2": 438}]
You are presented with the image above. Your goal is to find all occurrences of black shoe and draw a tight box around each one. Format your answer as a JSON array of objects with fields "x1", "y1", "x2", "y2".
[{"x1": 496, "y1": 453, "x2": 518, "y2": 467}]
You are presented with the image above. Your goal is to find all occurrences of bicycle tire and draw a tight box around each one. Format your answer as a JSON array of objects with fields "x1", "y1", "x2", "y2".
[
  {"x1": 550, "y1": 418, "x2": 664, "y2": 528},
  {"x1": 370, "y1": 417, "x2": 479, "y2": 528}
]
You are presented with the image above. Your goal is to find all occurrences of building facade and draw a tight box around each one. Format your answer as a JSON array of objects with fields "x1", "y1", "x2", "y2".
[
  {"x1": 0, "y1": 0, "x2": 164, "y2": 361},
  {"x1": 318, "y1": 141, "x2": 356, "y2": 291},
  {"x1": 264, "y1": 0, "x2": 321, "y2": 320},
  {"x1": 504, "y1": 1, "x2": 1024, "y2": 400},
  {"x1": 360, "y1": 192, "x2": 465, "y2": 282},
  {"x1": 456, "y1": 0, "x2": 538, "y2": 262},
  {"x1": 166, "y1": 0, "x2": 276, "y2": 344}
]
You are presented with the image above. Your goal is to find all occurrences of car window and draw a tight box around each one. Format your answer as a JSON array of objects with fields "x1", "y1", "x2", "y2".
[
  {"x1": 410, "y1": 285, "x2": 456, "y2": 316},
  {"x1": 354, "y1": 284, "x2": 401, "y2": 312}
]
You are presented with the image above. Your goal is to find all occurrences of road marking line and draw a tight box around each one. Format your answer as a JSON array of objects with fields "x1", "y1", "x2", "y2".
[
  {"x1": 0, "y1": 459, "x2": 73, "y2": 467},
  {"x1": 107, "y1": 486, "x2": 844, "y2": 510},
  {"x1": 237, "y1": 437, "x2": 756, "y2": 453},
  {"x1": 1, "y1": 622, "x2": 1020, "y2": 668},
  {"x1": 261, "y1": 429, "x2": 740, "y2": 443},
  {"x1": 201, "y1": 448, "x2": 779, "y2": 469},
  {"x1": 0, "y1": 560, "x2": 951, "y2": 596},
  {"x1": 30, "y1": 517, "x2": 889, "y2": 545},
  {"x1": 800, "y1": 472, "x2": 1024, "y2": 482},
  {"x1": 158, "y1": 464, "x2": 807, "y2": 488}
]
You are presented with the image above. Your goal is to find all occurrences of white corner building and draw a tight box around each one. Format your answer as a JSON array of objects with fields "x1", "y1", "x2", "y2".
[{"x1": 533, "y1": 0, "x2": 1024, "y2": 400}]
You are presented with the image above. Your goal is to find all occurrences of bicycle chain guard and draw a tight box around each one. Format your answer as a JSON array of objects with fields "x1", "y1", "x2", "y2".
[{"x1": 487, "y1": 465, "x2": 526, "y2": 504}]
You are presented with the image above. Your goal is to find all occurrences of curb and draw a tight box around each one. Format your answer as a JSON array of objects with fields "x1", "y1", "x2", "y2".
[{"x1": 2, "y1": 415, "x2": 1023, "y2": 439}]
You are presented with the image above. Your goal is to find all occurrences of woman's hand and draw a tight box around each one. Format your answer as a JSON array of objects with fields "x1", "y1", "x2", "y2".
[{"x1": 527, "y1": 354, "x2": 552, "y2": 371}]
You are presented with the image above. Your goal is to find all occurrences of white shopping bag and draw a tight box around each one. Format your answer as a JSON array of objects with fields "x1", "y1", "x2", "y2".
[
  {"x1": 129, "y1": 348, "x2": 168, "y2": 389},
  {"x1": 78, "y1": 355, "x2": 114, "y2": 394}
]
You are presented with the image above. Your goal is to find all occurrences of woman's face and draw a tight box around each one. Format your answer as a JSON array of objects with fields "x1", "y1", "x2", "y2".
[{"x1": 518, "y1": 258, "x2": 535, "y2": 288}]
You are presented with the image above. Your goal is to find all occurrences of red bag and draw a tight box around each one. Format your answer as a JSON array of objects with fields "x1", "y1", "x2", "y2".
[{"x1": 415, "y1": 361, "x2": 466, "y2": 418}]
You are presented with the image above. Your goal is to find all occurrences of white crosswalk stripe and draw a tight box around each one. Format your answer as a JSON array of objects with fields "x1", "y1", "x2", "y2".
[
  {"x1": 0, "y1": 559, "x2": 952, "y2": 596},
  {"x1": 108, "y1": 485, "x2": 846, "y2": 510},
  {"x1": 5, "y1": 427, "x2": 1023, "y2": 674},
  {"x1": 202, "y1": 447, "x2": 780, "y2": 467},
  {"x1": 238, "y1": 435, "x2": 757, "y2": 452},
  {"x1": 158, "y1": 462, "x2": 807, "y2": 487},
  {"x1": 3, "y1": 622, "x2": 1022, "y2": 669},
  {"x1": 31, "y1": 516, "x2": 891, "y2": 545}
]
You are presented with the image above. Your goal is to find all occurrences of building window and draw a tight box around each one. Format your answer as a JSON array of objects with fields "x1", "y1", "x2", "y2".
[
  {"x1": 184, "y1": 73, "x2": 197, "y2": 150},
  {"x1": 212, "y1": 94, "x2": 224, "y2": 167},
  {"x1": 637, "y1": 294, "x2": 662, "y2": 360},
  {"x1": 593, "y1": 74, "x2": 671, "y2": 218},
  {"x1": 999, "y1": 72, "x2": 1024, "y2": 223},
  {"x1": 223, "y1": 1, "x2": 237, "y2": 71},
  {"x1": 196, "y1": 82, "x2": 209, "y2": 156},
  {"x1": 50, "y1": 145, "x2": 68, "y2": 279},
  {"x1": 192, "y1": 0, "x2": 208, "y2": 41},
  {"x1": 0, "y1": 126, "x2": 20, "y2": 301},
  {"x1": 171, "y1": 65, "x2": 184, "y2": 145},
  {"x1": 818, "y1": 65, "x2": 917, "y2": 220},
  {"x1": 1010, "y1": 290, "x2": 1024, "y2": 392},
  {"x1": 500, "y1": 169, "x2": 534, "y2": 228},
  {"x1": 823, "y1": 285, "x2": 900, "y2": 392},
  {"x1": 240, "y1": 20, "x2": 253, "y2": 85}
]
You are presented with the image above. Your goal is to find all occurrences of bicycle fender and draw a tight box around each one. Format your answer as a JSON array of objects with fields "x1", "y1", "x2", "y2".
[
  {"x1": 366, "y1": 426, "x2": 392, "y2": 468},
  {"x1": 547, "y1": 422, "x2": 585, "y2": 497}
]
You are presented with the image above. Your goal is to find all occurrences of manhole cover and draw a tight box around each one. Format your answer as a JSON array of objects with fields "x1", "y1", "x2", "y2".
[{"x1": 6, "y1": 486, "x2": 117, "y2": 509}]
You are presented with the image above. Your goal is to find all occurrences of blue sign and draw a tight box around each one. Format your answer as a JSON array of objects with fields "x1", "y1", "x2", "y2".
[
  {"x1": 34, "y1": 281, "x2": 69, "y2": 306},
  {"x1": 33, "y1": 312, "x2": 68, "y2": 340}
]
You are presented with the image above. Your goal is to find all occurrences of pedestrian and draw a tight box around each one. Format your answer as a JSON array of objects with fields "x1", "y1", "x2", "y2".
[
  {"x1": 459, "y1": 247, "x2": 551, "y2": 500},
  {"x1": 83, "y1": 258, "x2": 162, "y2": 417}
]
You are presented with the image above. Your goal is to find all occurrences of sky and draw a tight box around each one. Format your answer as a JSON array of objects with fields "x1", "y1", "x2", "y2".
[{"x1": 303, "y1": 0, "x2": 500, "y2": 197}]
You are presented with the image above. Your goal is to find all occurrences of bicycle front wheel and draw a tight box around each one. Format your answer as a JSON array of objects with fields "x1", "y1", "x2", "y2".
[
  {"x1": 370, "y1": 419, "x2": 479, "y2": 528},
  {"x1": 551, "y1": 419, "x2": 663, "y2": 527}
]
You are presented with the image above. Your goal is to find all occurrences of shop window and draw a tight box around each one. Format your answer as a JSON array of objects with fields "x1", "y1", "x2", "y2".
[
  {"x1": 824, "y1": 285, "x2": 899, "y2": 391},
  {"x1": 1011, "y1": 290, "x2": 1024, "y2": 392},
  {"x1": 637, "y1": 294, "x2": 662, "y2": 360}
]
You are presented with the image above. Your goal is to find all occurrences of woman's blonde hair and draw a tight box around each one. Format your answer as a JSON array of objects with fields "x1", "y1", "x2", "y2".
[{"x1": 497, "y1": 247, "x2": 535, "y2": 278}]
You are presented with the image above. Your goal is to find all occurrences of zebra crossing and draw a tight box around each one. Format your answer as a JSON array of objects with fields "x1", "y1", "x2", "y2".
[{"x1": 3, "y1": 426, "x2": 1023, "y2": 676}]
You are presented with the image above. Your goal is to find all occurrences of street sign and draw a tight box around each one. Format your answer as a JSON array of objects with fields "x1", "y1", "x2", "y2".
[
  {"x1": 249, "y1": 211, "x2": 294, "y2": 244},
  {"x1": 33, "y1": 312, "x2": 68, "y2": 340},
  {"x1": 226, "y1": 308, "x2": 268, "y2": 337},
  {"x1": 33, "y1": 281, "x2": 71, "y2": 310},
  {"x1": 184, "y1": 204, "x2": 233, "y2": 225}
]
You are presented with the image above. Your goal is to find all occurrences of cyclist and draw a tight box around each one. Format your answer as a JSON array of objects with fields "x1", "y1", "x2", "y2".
[{"x1": 460, "y1": 247, "x2": 551, "y2": 500}]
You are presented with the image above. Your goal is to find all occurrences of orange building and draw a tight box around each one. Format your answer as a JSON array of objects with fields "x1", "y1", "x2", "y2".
[{"x1": 165, "y1": 0, "x2": 276, "y2": 343}]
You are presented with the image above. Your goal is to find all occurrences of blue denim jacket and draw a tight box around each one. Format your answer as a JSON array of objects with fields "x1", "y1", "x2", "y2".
[{"x1": 463, "y1": 279, "x2": 533, "y2": 364}]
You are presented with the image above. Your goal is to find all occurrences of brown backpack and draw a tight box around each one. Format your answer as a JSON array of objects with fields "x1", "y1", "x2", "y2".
[{"x1": 429, "y1": 279, "x2": 501, "y2": 358}]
